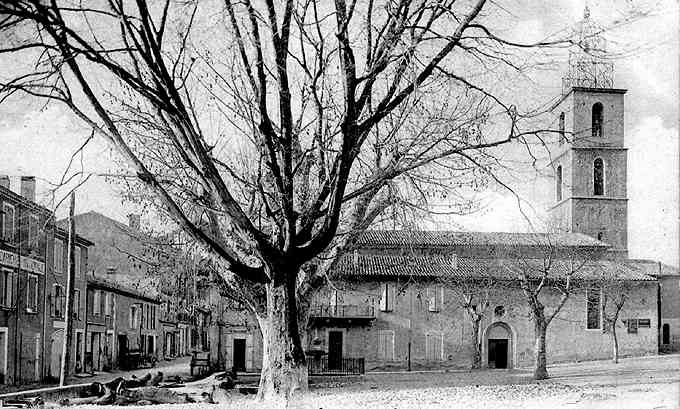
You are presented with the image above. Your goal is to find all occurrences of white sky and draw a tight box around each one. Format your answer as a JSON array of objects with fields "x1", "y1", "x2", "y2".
[{"x1": 0, "y1": 0, "x2": 678, "y2": 266}]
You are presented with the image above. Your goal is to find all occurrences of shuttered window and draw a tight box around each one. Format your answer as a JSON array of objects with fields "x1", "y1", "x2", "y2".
[
  {"x1": 427, "y1": 286, "x2": 443, "y2": 312},
  {"x1": 379, "y1": 283, "x2": 395, "y2": 312},
  {"x1": 377, "y1": 330, "x2": 394, "y2": 361}
]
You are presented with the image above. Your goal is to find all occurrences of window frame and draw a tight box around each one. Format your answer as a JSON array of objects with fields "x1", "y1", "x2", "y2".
[
  {"x1": 53, "y1": 284, "x2": 64, "y2": 318},
  {"x1": 54, "y1": 239, "x2": 64, "y2": 274},
  {"x1": 558, "y1": 112, "x2": 565, "y2": 144},
  {"x1": 28, "y1": 214, "x2": 39, "y2": 249},
  {"x1": 0, "y1": 268, "x2": 15, "y2": 307},
  {"x1": 74, "y1": 246, "x2": 81, "y2": 277},
  {"x1": 593, "y1": 157, "x2": 605, "y2": 196},
  {"x1": 2, "y1": 203, "x2": 15, "y2": 243},
  {"x1": 592, "y1": 102, "x2": 604, "y2": 138},
  {"x1": 73, "y1": 289, "x2": 81, "y2": 320},
  {"x1": 93, "y1": 290, "x2": 101, "y2": 315},
  {"x1": 26, "y1": 273, "x2": 38, "y2": 313}
]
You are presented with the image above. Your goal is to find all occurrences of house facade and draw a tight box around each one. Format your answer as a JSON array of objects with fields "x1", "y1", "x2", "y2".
[
  {"x1": 85, "y1": 277, "x2": 160, "y2": 371},
  {"x1": 45, "y1": 228, "x2": 93, "y2": 380}
]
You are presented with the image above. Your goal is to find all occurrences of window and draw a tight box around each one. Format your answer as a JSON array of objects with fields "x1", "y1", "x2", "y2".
[
  {"x1": 2, "y1": 203, "x2": 15, "y2": 242},
  {"x1": 592, "y1": 102, "x2": 603, "y2": 138},
  {"x1": 494, "y1": 305, "x2": 506, "y2": 317},
  {"x1": 54, "y1": 239, "x2": 64, "y2": 274},
  {"x1": 0, "y1": 269, "x2": 15, "y2": 307},
  {"x1": 427, "y1": 286, "x2": 442, "y2": 312},
  {"x1": 130, "y1": 305, "x2": 139, "y2": 329},
  {"x1": 597, "y1": 232, "x2": 604, "y2": 241},
  {"x1": 74, "y1": 289, "x2": 81, "y2": 319},
  {"x1": 93, "y1": 290, "x2": 101, "y2": 315},
  {"x1": 558, "y1": 112, "x2": 565, "y2": 144},
  {"x1": 26, "y1": 274, "x2": 38, "y2": 312},
  {"x1": 625, "y1": 318, "x2": 650, "y2": 334},
  {"x1": 53, "y1": 284, "x2": 64, "y2": 318},
  {"x1": 586, "y1": 288, "x2": 601, "y2": 329},
  {"x1": 75, "y1": 247, "x2": 81, "y2": 277},
  {"x1": 377, "y1": 330, "x2": 395, "y2": 361},
  {"x1": 556, "y1": 165, "x2": 563, "y2": 202},
  {"x1": 104, "y1": 292, "x2": 112, "y2": 316},
  {"x1": 593, "y1": 158, "x2": 604, "y2": 196},
  {"x1": 379, "y1": 283, "x2": 395, "y2": 312},
  {"x1": 28, "y1": 214, "x2": 38, "y2": 249}
]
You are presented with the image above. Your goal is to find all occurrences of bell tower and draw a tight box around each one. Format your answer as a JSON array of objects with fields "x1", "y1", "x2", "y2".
[{"x1": 549, "y1": 7, "x2": 628, "y2": 259}]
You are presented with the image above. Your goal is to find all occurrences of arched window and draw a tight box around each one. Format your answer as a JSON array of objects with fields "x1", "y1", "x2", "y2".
[
  {"x1": 593, "y1": 158, "x2": 604, "y2": 196},
  {"x1": 592, "y1": 102, "x2": 603, "y2": 138},
  {"x1": 662, "y1": 324, "x2": 670, "y2": 345},
  {"x1": 558, "y1": 112, "x2": 565, "y2": 144},
  {"x1": 556, "y1": 165, "x2": 563, "y2": 201}
]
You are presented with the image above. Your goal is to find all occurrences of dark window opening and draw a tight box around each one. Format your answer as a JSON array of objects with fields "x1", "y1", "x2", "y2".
[
  {"x1": 593, "y1": 158, "x2": 604, "y2": 196},
  {"x1": 586, "y1": 288, "x2": 601, "y2": 329},
  {"x1": 592, "y1": 102, "x2": 603, "y2": 138},
  {"x1": 494, "y1": 305, "x2": 505, "y2": 317},
  {"x1": 597, "y1": 232, "x2": 604, "y2": 241},
  {"x1": 558, "y1": 112, "x2": 565, "y2": 144}
]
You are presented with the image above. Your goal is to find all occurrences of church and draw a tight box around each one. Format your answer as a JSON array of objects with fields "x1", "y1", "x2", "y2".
[{"x1": 214, "y1": 9, "x2": 678, "y2": 374}]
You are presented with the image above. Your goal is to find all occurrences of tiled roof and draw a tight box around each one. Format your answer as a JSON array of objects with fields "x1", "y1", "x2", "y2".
[
  {"x1": 335, "y1": 254, "x2": 654, "y2": 281},
  {"x1": 356, "y1": 230, "x2": 608, "y2": 248},
  {"x1": 626, "y1": 259, "x2": 680, "y2": 277}
]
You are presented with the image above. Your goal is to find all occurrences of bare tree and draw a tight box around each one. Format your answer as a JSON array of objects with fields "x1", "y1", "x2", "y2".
[
  {"x1": 595, "y1": 268, "x2": 635, "y2": 364},
  {"x1": 440, "y1": 275, "x2": 495, "y2": 369},
  {"x1": 0, "y1": 0, "x2": 634, "y2": 401},
  {"x1": 502, "y1": 242, "x2": 588, "y2": 380}
]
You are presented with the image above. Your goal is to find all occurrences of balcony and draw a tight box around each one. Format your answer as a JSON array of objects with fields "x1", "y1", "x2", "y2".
[{"x1": 308, "y1": 304, "x2": 375, "y2": 326}]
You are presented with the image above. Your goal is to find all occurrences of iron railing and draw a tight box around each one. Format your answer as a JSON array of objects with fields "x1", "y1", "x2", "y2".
[
  {"x1": 306, "y1": 356, "x2": 365, "y2": 375},
  {"x1": 309, "y1": 304, "x2": 374, "y2": 319}
]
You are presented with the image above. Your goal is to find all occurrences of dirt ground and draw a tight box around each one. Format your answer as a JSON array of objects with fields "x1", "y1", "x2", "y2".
[{"x1": 69, "y1": 354, "x2": 679, "y2": 409}]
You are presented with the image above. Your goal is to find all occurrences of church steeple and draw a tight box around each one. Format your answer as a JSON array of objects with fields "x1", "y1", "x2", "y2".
[
  {"x1": 549, "y1": 6, "x2": 628, "y2": 259},
  {"x1": 562, "y1": 5, "x2": 614, "y2": 93}
]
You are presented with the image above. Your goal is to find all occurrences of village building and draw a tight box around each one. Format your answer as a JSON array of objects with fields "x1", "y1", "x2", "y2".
[
  {"x1": 84, "y1": 277, "x2": 160, "y2": 371},
  {"x1": 45, "y1": 227, "x2": 93, "y2": 380},
  {"x1": 64, "y1": 211, "x2": 214, "y2": 363}
]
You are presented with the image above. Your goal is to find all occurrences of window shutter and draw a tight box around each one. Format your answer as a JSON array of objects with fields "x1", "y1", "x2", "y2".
[{"x1": 379, "y1": 284, "x2": 387, "y2": 311}]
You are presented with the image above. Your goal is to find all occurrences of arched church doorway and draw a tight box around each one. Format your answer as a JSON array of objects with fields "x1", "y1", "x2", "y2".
[{"x1": 485, "y1": 322, "x2": 513, "y2": 369}]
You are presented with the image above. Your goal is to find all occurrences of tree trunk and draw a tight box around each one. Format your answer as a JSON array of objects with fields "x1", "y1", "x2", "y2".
[
  {"x1": 471, "y1": 316, "x2": 482, "y2": 369},
  {"x1": 533, "y1": 320, "x2": 548, "y2": 380},
  {"x1": 611, "y1": 326, "x2": 619, "y2": 364},
  {"x1": 256, "y1": 278, "x2": 308, "y2": 403}
]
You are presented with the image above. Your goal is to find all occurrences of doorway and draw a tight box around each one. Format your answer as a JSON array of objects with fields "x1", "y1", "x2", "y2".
[
  {"x1": 233, "y1": 339, "x2": 246, "y2": 372},
  {"x1": 328, "y1": 331, "x2": 343, "y2": 370},
  {"x1": 662, "y1": 324, "x2": 670, "y2": 345},
  {"x1": 117, "y1": 335, "x2": 128, "y2": 367},
  {"x1": 75, "y1": 332, "x2": 83, "y2": 373},
  {"x1": 488, "y1": 339, "x2": 508, "y2": 369}
]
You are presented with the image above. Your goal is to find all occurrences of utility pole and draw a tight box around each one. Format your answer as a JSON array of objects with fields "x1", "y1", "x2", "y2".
[{"x1": 59, "y1": 193, "x2": 76, "y2": 386}]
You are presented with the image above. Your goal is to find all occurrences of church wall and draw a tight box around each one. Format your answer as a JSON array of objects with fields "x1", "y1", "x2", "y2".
[
  {"x1": 308, "y1": 278, "x2": 657, "y2": 371},
  {"x1": 571, "y1": 149, "x2": 627, "y2": 198},
  {"x1": 571, "y1": 198, "x2": 628, "y2": 254}
]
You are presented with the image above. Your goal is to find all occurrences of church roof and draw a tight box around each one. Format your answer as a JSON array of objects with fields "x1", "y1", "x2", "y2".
[
  {"x1": 335, "y1": 254, "x2": 654, "y2": 281},
  {"x1": 356, "y1": 230, "x2": 608, "y2": 249}
]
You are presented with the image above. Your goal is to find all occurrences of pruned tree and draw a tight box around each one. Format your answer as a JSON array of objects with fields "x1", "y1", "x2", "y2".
[
  {"x1": 502, "y1": 241, "x2": 588, "y2": 380},
  {"x1": 0, "y1": 0, "x2": 638, "y2": 401},
  {"x1": 595, "y1": 268, "x2": 635, "y2": 364},
  {"x1": 439, "y1": 275, "x2": 495, "y2": 369}
]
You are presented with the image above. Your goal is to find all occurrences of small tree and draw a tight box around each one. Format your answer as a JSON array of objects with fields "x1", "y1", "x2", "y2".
[
  {"x1": 596, "y1": 268, "x2": 634, "y2": 364},
  {"x1": 440, "y1": 275, "x2": 495, "y2": 369},
  {"x1": 503, "y1": 241, "x2": 587, "y2": 380}
]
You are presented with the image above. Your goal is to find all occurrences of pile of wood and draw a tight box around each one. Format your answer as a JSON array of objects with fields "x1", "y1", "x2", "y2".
[{"x1": 58, "y1": 370, "x2": 248, "y2": 406}]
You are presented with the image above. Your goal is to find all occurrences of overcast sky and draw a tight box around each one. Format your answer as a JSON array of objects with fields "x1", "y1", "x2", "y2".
[{"x1": 0, "y1": 0, "x2": 677, "y2": 266}]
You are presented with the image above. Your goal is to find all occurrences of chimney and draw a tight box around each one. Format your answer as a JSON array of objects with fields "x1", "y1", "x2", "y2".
[
  {"x1": 20, "y1": 176, "x2": 36, "y2": 202},
  {"x1": 127, "y1": 214, "x2": 140, "y2": 230},
  {"x1": 0, "y1": 175, "x2": 9, "y2": 190}
]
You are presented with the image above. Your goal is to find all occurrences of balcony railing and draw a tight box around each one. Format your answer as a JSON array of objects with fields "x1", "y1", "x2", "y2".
[{"x1": 309, "y1": 304, "x2": 375, "y2": 319}]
